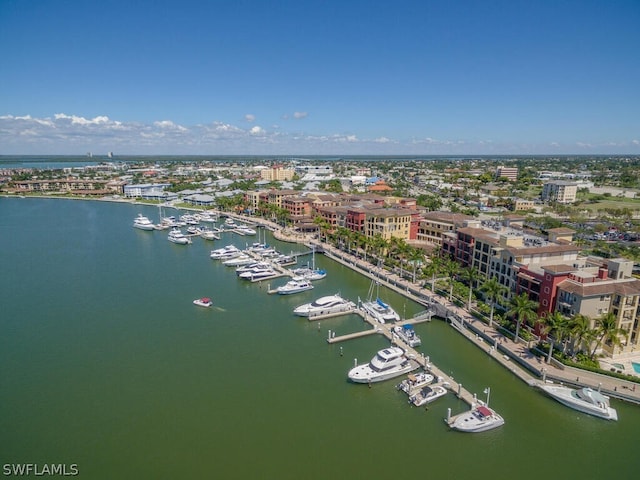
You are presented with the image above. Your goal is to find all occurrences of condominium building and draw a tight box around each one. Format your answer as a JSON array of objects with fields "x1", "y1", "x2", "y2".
[
  {"x1": 541, "y1": 180, "x2": 578, "y2": 204},
  {"x1": 496, "y1": 166, "x2": 518, "y2": 182}
]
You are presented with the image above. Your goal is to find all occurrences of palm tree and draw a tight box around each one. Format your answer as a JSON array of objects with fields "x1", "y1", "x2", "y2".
[
  {"x1": 407, "y1": 246, "x2": 424, "y2": 284},
  {"x1": 480, "y1": 277, "x2": 507, "y2": 327},
  {"x1": 506, "y1": 293, "x2": 539, "y2": 342},
  {"x1": 461, "y1": 267, "x2": 481, "y2": 310},
  {"x1": 422, "y1": 258, "x2": 441, "y2": 293},
  {"x1": 442, "y1": 258, "x2": 460, "y2": 301},
  {"x1": 539, "y1": 311, "x2": 567, "y2": 363},
  {"x1": 567, "y1": 313, "x2": 591, "y2": 356},
  {"x1": 590, "y1": 312, "x2": 626, "y2": 359}
]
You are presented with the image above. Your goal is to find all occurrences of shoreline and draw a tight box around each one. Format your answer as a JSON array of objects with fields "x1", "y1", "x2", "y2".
[{"x1": 6, "y1": 194, "x2": 640, "y2": 404}]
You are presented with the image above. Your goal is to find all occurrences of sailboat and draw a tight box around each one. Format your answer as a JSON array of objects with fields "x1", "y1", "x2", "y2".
[
  {"x1": 359, "y1": 279, "x2": 400, "y2": 323},
  {"x1": 290, "y1": 245, "x2": 326, "y2": 281}
]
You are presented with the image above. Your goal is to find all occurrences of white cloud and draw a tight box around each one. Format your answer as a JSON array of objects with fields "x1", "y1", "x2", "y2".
[
  {"x1": 245, "y1": 114, "x2": 255, "y2": 122},
  {"x1": 2, "y1": 113, "x2": 640, "y2": 156},
  {"x1": 293, "y1": 112, "x2": 308, "y2": 119}
]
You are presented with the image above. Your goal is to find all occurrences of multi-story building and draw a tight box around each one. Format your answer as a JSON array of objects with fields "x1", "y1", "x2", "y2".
[
  {"x1": 496, "y1": 166, "x2": 518, "y2": 182},
  {"x1": 541, "y1": 180, "x2": 578, "y2": 204},
  {"x1": 555, "y1": 258, "x2": 640, "y2": 356},
  {"x1": 417, "y1": 212, "x2": 473, "y2": 246},
  {"x1": 260, "y1": 165, "x2": 295, "y2": 182}
]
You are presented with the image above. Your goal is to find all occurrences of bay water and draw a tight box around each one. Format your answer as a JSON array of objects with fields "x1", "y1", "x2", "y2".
[{"x1": 1, "y1": 198, "x2": 638, "y2": 479}]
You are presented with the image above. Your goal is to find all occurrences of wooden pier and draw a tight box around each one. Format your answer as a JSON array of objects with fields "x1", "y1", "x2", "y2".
[{"x1": 326, "y1": 305, "x2": 478, "y2": 407}]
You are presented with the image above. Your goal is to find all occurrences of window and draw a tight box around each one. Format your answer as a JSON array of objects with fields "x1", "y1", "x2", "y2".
[{"x1": 544, "y1": 287, "x2": 550, "y2": 294}]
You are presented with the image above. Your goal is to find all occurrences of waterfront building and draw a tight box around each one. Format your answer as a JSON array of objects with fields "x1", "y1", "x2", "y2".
[{"x1": 416, "y1": 212, "x2": 473, "y2": 247}]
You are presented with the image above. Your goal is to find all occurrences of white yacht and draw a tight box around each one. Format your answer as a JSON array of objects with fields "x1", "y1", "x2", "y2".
[
  {"x1": 293, "y1": 294, "x2": 355, "y2": 317},
  {"x1": 236, "y1": 261, "x2": 271, "y2": 275},
  {"x1": 290, "y1": 247, "x2": 326, "y2": 281},
  {"x1": 392, "y1": 324, "x2": 421, "y2": 347},
  {"x1": 538, "y1": 384, "x2": 618, "y2": 421},
  {"x1": 222, "y1": 254, "x2": 254, "y2": 267},
  {"x1": 210, "y1": 245, "x2": 241, "y2": 259},
  {"x1": 236, "y1": 224, "x2": 257, "y2": 235},
  {"x1": 167, "y1": 228, "x2": 191, "y2": 245},
  {"x1": 133, "y1": 214, "x2": 155, "y2": 231},
  {"x1": 200, "y1": 227, "x2": 220, "y2": 241},
  {"x1": 409, "y1": 384, "x2": 448, "y2": 407},
  {"x1": 238, "y1": 264, "x2": 277, "y2": 280},
  {"x1": 348, "y1": 347, "x2": 419, "y2": 384},
  {"x1": 447, "y1": 405, "x2": 505, "y2": 433},
  {"x1": 276, "y1": 277, "x2": 314, "y2": 295}
]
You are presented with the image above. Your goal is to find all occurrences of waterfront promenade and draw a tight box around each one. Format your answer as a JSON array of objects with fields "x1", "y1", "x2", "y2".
[{"x1": 262, "y1": 221, "x2": 640, "y2": 405}]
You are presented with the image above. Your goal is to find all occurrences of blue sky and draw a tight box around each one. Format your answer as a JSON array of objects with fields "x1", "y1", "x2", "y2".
[{"x1": 1, "y1": 0, "x2": 639, "y2": 155}]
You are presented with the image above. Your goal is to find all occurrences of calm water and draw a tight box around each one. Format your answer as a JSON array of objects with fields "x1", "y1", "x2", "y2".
[{"x1": 1, "y1": 198, "x2": 638, "y2": 479}]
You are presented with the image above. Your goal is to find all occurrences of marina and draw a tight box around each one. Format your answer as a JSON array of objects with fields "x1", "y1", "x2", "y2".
[{"x1": 2, "y1": 198, "x2": 640, "y2": 480}]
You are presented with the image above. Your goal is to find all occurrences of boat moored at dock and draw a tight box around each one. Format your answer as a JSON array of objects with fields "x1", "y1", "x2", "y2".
[
  {"x1": 293, "y1": 294, "x2": 355, "y2": 317},
  {"x1": 348, "y1": 347, "x2": 419, "y2": 383},
  {"x1": 538, "y1": 384, "x2": 618, "y2": 421},
  {"x1": 409, "y1": 384, "x2": 448, "y2": 406},
  {"x1": 276, "y1": 277, "x2": 314, "y2": 295},
  {"x1": 133, "y1": 214, "x2": 155, "y2": 231},
  {"x1": 393, "y1": 324, "x2": 421, "y2": 347},
  {"x1": 168, "y1": 228, "x2": 192, "y2": 245}
]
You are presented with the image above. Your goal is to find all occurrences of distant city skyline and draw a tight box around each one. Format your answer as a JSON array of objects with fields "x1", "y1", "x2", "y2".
[{"x1": 1, "y1": 0, "x2": 639, "y2": 155}]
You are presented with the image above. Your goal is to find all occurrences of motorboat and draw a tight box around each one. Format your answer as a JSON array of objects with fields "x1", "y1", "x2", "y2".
[
  {"x1": 168, "y1": 228, "x2": 191, "y2": 245},
  {"x1": 293, "y1": 294, "x2": 355, "y2": 317},
  {"x1": 238, "y1": 265, "x2": 277, "y2": 280},
  {"x1": 210, "y1": 245, "x2": 241, "y2": 259},
  {"x1": 409, "y1": 384, "x2": 448, "y2": 407},
  {"x1": 222, "y1": 254, "x2": 254, "y2": 267},
  {"x1": 236, "y1": 225, "x2": 257, "y2": 235},
  {"x1": 276, "y1": 277, "x2": 314, "y2": 295},
  {"x1": 538, "y1": 384, "x2": 618, "y2": 421},
  {"x1": 193, "y1": 297, "x2": 212, "y2": 308},
  {"x1": 347, "y1": 347, "x2": 419, "y2": 384},
  {"x1": 200, "y1": 227, "x2": 220, "y2": 241},
  {"x1": 392, "y1": 324, "x2": 421, "y2": 347},
  {"x1": 397, "y1": 371, "x2": 435, "y2": 395},
  {"x1": 235, "y1": 262, "x2": 271, "y2": 275},
  {"x1": 133, "y1": 214, "x2": 155, "y2": 231},
  {"x1": 361, "y1": 297, "x2": 400, "y2": 323},
  {"x1": 447, "y1": 405, "x2": 505, "y2": 433}
]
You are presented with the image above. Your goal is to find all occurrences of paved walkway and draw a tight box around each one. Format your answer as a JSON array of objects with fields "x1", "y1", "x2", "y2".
[{"x1": 220, "y1": 212, "x2": 640, "y2": 404}]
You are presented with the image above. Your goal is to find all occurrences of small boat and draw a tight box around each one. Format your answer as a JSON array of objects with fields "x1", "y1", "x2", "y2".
[
  {"x1": 168, "y1": 228, "x2": 191, "y2": 245},
  {"x1": 193, "y1": 297, "x2": 212, "y2": 308},
  {"x1": 347, "y1": 347, "x2": 419, "y2": 384},
  {"x1": 447, "y1": 405, "x2": 505, "y2": 433},
  {"x1": 446, "y1": 388, "x2": 504, "y2": 432},
  {"x1": 133, "y1": 214, "x2": 155, "y2": 231},
  {"x1": 397, "y1": 371, "x2": 435, "y2": 394},
  {"x1": 293, "y1": 294, "x2": 355, "y2": 317},
  {"x1": 409, "y1": 384, "x2": 448, "y2": 406},
  {"x1": 538, "y1": 384, "x2": 618, "y2": 421},
  {"x1": 200, "y1": 227, "x2": 220, "y2": 241},
  {"x1": 360, "y1": 279, "x2": 400, "y2": 324},
  {"x1": 276, "y1": 277, "x2": 314, "y2": 295},
  {"x1": 290, "y1": 246, "x2": 326, "y2": 281},
  {"x1": 392, "y1": 324, "x2": 421, "y2": 347},
  {"x1": 236, "y1": 225, "x2": 257, "y2": 235}
]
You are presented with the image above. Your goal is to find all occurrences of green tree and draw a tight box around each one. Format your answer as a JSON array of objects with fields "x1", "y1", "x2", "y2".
[
  {"x1": 590, "y1": 312, "x2": 626, "y2": 359},
  {"x1": 506, "y1": 293, "x2": 539, "y2": 342},
  {"x1": 480, "y1": 277, "x2": 507, "y2": 327},
  {"x1": 461, "y1": 267, "x2": 481, "y2": 310},
  {"x1": 539, "y1": 311, "x2": 568, "y2": 363}
]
